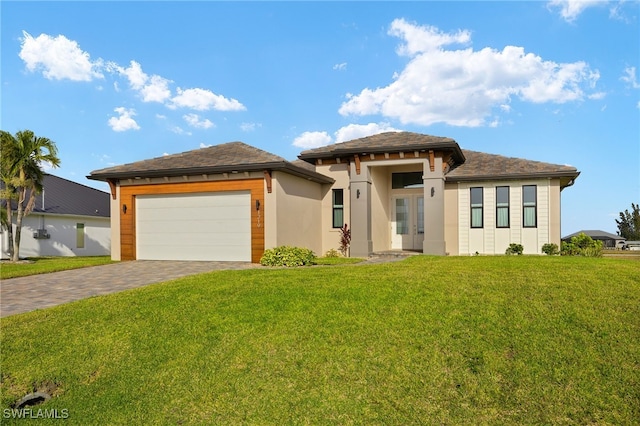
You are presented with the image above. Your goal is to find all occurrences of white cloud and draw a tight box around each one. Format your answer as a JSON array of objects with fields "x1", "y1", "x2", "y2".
[
  {"x1": 199, "y1": 142, "x2": 212, "y2": 148},
  {"x1": 334, "y1": 122, "x2": 402, "y2": 143},
  {"x1": 19, "y1": 31, "x2": 103, "y2": 81},
  {"x1": 109, "y1": 61, "x2": 172, "y2": 103},
  {"x1": 240, "y1": 122, "x2": 262, "y2": 132},
  {"x1": 333, "y1": 62, "x2": 347, "y2": 71},
  {"x1": 170, "y1": 88, "x2": 246, "y2": 111},
  {"x1": 169, "y1": 126, "x2": 191, "y2": 135},
  {"x1": 184, "y1": 113, "x2": 215, "y2": 129},
  {"x1": 292, "y1": 131, "x2": 333, "y2": 149},
  {"x1": 293, "y1": 122, "x2": 403, "y2": 149},
  {"x1": 621, "y1": 66, "x2": 640, "y2": 89},
  {"x1": 156, "y1": 114, "x2": 167, "y2": 119},
  {"x1": 108, "y1": 107, "x2": 140, "y2": 132},
  {"x1": 547, "y1": 0, "x2": 608, "y2": 22},
  {"x1": 339, "y1": 19, "x2": 600, "y2": 127}
]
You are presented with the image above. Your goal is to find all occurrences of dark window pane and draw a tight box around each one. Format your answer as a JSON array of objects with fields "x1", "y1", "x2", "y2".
[{"x1": 392, "y1": 172, "x2": 423, "y2": 189}]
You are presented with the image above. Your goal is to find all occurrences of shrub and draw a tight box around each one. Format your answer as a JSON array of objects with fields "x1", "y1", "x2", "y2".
[
  {"x1": 541, "y1": 243, "x2": 559, "y2": 256},
  {"x1": 260, "y1": 246, "x2": 317, "y2": 267},
  {"x1": 560, "y1": 233, "x2": 603, "y2": 257},
  {"x1": 324, "y1": 248, "x2": 341, "y2": 258},
  {"x1": 505, "y1": 243, "x2": 524, "y2": 255}
]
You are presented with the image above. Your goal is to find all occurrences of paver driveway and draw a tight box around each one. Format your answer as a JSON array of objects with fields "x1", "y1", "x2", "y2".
[{"x1": 0, "y1": 260, "x2": 259, "y2": 318}]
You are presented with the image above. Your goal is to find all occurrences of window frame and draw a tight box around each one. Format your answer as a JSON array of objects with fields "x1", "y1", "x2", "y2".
[
  {"x1": 470, "y1": 187, "x2": 484, "y2": 229},
  {"x1": 522, "y1": 185, "x2": 537, "y2": 228},
  {"x1": 76, "y1": 223, "x2": 85, "y2": 249},
  {"x1": 496, "y1": 186, "x2": 510, "y2": 228},
  {"x1": 332, "y1": 189, "x2": 344, "y2": 229}
]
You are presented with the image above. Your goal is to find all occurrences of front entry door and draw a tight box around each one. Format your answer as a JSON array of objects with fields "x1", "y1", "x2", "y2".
[{"x1": 391, "y1": 195, "x2": 424, "y2": 250}]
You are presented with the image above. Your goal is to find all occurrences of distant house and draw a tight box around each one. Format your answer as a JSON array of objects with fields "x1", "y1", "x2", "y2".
[
  {"x1": 1, "y1": 174, "x2": 111, "y2": 259},
  {"x1": 562, "y1": 230, "x2": 625, "y2": 249}
]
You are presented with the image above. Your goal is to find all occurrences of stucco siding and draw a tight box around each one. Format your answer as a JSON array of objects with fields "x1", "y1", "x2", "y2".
[
  {"x1": 316, "y1": 163, "x2": 350, "y2": 255},
  {"x1": 1, "y1": 214, "x2": 110, "y2": 258},
  {"x1": 271, "y1": 171, "x2": 324, "y2": 255}
]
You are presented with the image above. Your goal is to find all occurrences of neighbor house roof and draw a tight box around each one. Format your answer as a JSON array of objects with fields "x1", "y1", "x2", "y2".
[
  {"x1": 89, "y1": 141, "x2": 334, "y2": 184},
  {"x1": 562, "y1": 230, "x2": 624, "y2": 241},
  {"x1": 446, "y1": 150, "x2": 580, "y2": 188},
  {"x1": 298, "y1": 131, "x2": 465, "y2": 164},
  {"x1": 3, "y1": 174, "x2": 110, "y2": 218}
]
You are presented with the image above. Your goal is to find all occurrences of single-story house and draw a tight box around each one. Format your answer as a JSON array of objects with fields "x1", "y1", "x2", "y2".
[
  {"x1": 1, "y1": 174, "x2": 111, "y2": 259},
  {"x1": 88, "y1": 132, "x2": 580, "y2": 262},
  {"x1": 561, "y1": 230, "x2": 626, "y2": 249}
]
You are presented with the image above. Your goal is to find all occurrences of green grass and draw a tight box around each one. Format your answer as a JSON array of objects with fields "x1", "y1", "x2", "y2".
[
  {"x1": 314, "y1": 256, "x2": 365, "y2": 265},
  {"x1": 1, "y1": 256, "x2": 639, "y2": 424},
  {"x1": 0, "y1": 256, "x2": 114, "y2": 279}
]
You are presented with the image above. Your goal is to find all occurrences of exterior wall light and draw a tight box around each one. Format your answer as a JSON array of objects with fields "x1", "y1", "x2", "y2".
[{"x1": 122, "y1": 204, "x2": 127, "y2": 214}]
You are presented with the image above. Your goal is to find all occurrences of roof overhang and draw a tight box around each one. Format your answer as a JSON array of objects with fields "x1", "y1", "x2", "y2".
[
  {"x1": 298, "y1": 140, "x2": 466, "y2": 165},
  {"x1": 446, "y1": 170, "x2": 581, "y2": 189},
  {"x1": 88, "y1": 161, "x2": 334, "y2": 185}
]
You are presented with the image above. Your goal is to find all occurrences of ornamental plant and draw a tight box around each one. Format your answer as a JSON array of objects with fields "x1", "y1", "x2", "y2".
[
  {"x1": 339, "y1": 224, "x2": 351, "y2": 257},
  {"x1": 259, "y1": 246, "x2": 316, "y2": 267},
  {"x1": 541, "y1": 243, "x2": 559, "y2": 256},
  {"x1": 505, "y1": 243, "x2": 524, "y2": 255}
]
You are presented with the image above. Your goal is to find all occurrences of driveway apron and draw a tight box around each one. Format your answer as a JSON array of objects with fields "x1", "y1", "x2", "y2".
[{"x1": 0, "y1": 260, "x2": 259, "y2": 318}]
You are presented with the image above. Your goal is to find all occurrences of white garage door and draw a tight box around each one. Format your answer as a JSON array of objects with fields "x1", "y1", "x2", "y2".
[{"x1": 136, "y1": 191, "x2": 251, "y2": 261}]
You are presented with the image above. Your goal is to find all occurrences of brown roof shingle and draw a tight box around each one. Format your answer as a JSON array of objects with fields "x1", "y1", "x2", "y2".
[
  {"x1": 446, "y1": 150, "x2": 580, "y2": 183},
  {"x1": 89, "y1": 142, "x2": 333, "y2": 183},
  {"x1": 298, "y1": 131, "x2": 464, "y2": 163}
]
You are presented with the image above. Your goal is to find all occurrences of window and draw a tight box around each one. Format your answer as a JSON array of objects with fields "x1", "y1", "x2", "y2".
[
  {"x1": 523, "y1": 185, "x2": 537, "y2": 227},
  {"x1": 392, "y1": 172, "x2": 423, "y2": 189},
  {"x1": 496, "y1": 186, "x2": 510, "y2": 228},
  {"x1": 76, "y1": 223, "x2": 85, "y2": 248},
  {"x1": 470, "y1": 187, "x2": 483, "y2": 228},
  {"x1": 332, "y1": 189, "x2": 344, "y2": 228},
  {"x1": 395, "y1": 198, "x2": 409, "y2": 234}
]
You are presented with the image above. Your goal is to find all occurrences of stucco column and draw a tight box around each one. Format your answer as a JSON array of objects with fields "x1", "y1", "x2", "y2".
[
  {"x1": 349, "y1": 162, "x2": 372, "y2": 257},
  {"x1": 423, "y1": 157, "x2": 446, "y2": 255}
]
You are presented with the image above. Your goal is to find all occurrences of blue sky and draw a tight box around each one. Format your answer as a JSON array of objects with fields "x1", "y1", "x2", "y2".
[{"x1": 1, "y1": 1, "x2": 638, "y2": 236}]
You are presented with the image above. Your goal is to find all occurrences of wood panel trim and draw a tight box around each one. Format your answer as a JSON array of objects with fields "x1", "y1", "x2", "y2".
[{"x1": 119, "y1": 179, "x2": 265, "y2": 263}]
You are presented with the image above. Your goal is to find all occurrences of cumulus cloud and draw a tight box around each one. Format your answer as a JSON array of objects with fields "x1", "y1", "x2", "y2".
[
  {"x1": 333, "y1": 62, "x2": 347, "y2": 71},
  {"x1": 547, "y1": 0, "x2": 608, "y2": 22},
  {"x1": 19, "y1": 31, "x2": 103, "y2": 81},
  {"x1": 334, "y1": 122, "x2": 402, "y2": 143},
  {"x1": 18, "y1": 31, "x2": 246, "y2": 116},
  {"x1": 293, "y1": 122, "x2": 403, "y2": 149},
  {"x1": 108, "y1": 61, "x2": 172, "y2": 103},
  {"x1": 184, "y1": 113, "x2": 215, "y2": 129},
  {"x1": 108, "y1": 107, "x2": 140, "y2": 132},
  {"x1": 621, "y1": 66, "x2": 640, "y2": 89},
  {"x1": 292, "y1": 131, "x2": 333, "y2": 149},
  {"x1": 170, "y1": 88, "x2": 246, "y2": 111},
  {"x1": 339, "y1": 19, "x2": 600, "y2": 127}
]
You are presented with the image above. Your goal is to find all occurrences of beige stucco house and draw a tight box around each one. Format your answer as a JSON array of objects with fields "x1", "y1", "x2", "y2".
[{"x1": 89, "y1": 132, "x2": 579, "y2": 262}]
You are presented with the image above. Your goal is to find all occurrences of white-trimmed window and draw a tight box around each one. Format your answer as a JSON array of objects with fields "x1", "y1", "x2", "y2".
[
  {"x1": 496, "y1": 186, "x2": 510, "y2": 228},
  {"x1": 523, "y1": 185, "x2": 537, "y2": 228},
  {"x1": 470, "y1": 187, "x2": 483, "y2": 228}
]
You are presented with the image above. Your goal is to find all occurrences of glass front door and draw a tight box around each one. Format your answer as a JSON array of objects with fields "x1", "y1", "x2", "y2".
[{"x1": 391, "y1": 195, "x2": 424, "y2": 250}]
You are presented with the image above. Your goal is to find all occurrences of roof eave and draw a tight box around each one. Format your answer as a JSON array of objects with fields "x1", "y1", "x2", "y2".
[
  {"x1": 88, "y1": 161, "x2": 334, "y2": 185},
  {"x1": 446, "y1": 170, "x2": 580, "y2": 187}
]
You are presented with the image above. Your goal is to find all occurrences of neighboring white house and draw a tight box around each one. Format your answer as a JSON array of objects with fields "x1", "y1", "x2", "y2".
[{"x1": 1, "y1": 174, "x2": 111, "y2": 259}]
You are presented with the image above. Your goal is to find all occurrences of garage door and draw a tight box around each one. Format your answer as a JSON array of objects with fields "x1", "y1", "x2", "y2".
[{"x1": 136, "y1": 191, "x2": 251, "y2": 261}]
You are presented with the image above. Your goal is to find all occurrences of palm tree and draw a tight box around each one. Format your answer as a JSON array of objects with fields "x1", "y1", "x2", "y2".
[{"x1": 1, "y1": 130, "x2": 61, "y2": 261}]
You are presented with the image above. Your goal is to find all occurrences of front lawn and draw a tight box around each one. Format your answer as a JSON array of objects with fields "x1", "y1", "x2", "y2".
[
  {"x1": 0, "y1": 256, "x2": 114, "y2": 279},
  {"x1": 1, "y1": 256, "x2": 638, "y2": 424}
]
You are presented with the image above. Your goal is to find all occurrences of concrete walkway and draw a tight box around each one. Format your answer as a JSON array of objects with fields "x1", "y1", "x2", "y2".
[{"x1": 0, "y1": 260, "x2": 260, "y2": 318}]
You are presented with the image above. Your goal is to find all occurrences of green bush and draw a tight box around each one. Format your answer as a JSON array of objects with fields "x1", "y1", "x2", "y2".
[
  {"x1": 560, "y1": 233, "x2": 603, "y2": 257},
  {"x1": 541, "y1": 243, "x2": 559, "y2": 256},
  {"x1": 260, "y1": 246, "x2": 317, "y2": 267},
  {"x1": 505, "y1": 243, "x2": 524, "y2": 255},
  {"x1": 324, "y1": 248, "x2": 341, "y2": 258}
]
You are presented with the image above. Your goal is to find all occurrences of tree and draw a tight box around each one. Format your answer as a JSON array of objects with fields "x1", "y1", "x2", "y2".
[
  {"x1": 1, "y1": 130, "x2": 61, "y2": 261},
  {"x1": 616, "y1": 203, "x2": 640, "y2": 240}
]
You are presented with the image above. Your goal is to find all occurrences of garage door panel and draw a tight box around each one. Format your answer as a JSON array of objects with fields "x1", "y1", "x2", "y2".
[{"x1": 136, "y1": 191, "x2": 251, "y2": 261}]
